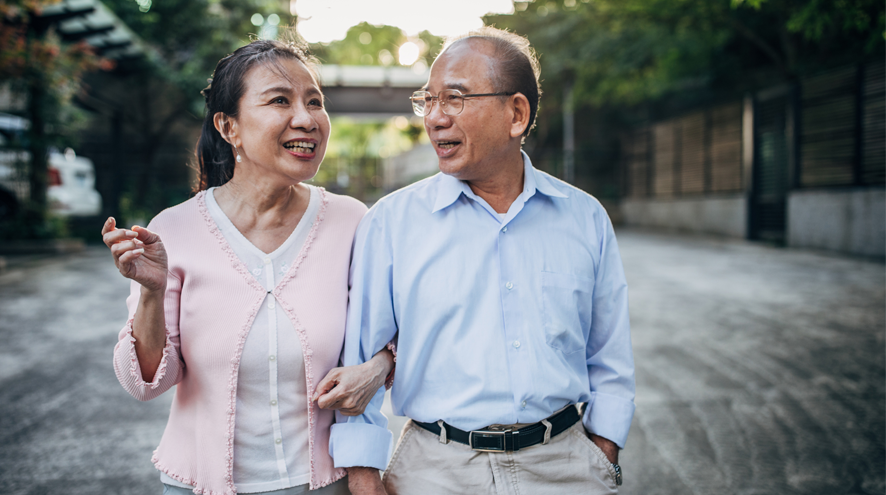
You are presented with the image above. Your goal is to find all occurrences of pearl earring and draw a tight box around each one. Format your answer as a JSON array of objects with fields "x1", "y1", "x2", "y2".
[{"x1": 236, "y1": 148, "x2": 242, "y2": 163}]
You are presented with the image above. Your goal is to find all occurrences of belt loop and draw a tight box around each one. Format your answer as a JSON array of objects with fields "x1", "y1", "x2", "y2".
[
  {"x1": 541, "y1": 419, "x2": 552, "y2": 445},
  {"x1": 437, "y1": 420, "x2": 450, "y2": 444}
]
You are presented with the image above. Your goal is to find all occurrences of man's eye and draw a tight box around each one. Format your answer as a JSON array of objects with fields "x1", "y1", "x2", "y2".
[{"x1": 445, "y1": 94, "x2": 461, "y2": 102}]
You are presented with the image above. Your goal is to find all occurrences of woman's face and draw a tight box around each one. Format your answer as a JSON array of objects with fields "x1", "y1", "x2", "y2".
[{"x1": 231, "y1": 57, "x2": 330, "y2": 185}]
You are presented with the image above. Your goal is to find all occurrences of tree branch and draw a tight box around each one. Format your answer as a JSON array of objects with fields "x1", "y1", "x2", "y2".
[{"x1": 728, "y1": 16, "x2": 788, "y2": 75}]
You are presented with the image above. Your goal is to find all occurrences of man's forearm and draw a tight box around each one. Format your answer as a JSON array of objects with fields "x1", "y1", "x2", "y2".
[{"x1": 348, "y1": 466, "x2": 386, "y2": 495}]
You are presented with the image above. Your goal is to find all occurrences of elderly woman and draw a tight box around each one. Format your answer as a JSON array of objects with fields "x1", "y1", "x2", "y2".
[{"x1": 101, "y1": 39, "x2": 392, "y2": 495}]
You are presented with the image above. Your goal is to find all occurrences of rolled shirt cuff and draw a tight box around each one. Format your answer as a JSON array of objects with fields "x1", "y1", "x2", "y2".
[
  {"x1": 582, "y1": 392, "x2": 636, "y2": 449},
  {"x1": 329, "y1": 422, "x2": 393, "y2": 471}
]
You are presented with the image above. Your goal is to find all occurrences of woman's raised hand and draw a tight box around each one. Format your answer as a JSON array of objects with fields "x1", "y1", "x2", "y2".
[{"x1": 101, "y1": 217, "x2": 168, "y2": 293}]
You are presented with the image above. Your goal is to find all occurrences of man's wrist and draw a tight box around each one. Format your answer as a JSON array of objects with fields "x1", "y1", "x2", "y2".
[{"x1": 347, "y1": 466, "x2": 385, "y2": 494}]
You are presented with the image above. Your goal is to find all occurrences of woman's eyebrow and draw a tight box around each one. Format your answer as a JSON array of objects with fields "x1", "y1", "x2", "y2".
[{"x1": 259, "y1": 86, "x2": 294, "y2": 95}]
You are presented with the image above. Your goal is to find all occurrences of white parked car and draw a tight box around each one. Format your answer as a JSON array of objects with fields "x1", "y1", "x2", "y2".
[
  {"x1": 0, "y1": 110, "x2": 103, "y2": 219},
  {"x1": 46, "y1": 148, "x2": 102, "y2": 217}
]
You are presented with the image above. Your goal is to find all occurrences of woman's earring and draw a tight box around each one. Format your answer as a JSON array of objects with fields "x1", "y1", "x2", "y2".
[{"x1": 236, "y1": 148, "x2": 243, "y2": 163}]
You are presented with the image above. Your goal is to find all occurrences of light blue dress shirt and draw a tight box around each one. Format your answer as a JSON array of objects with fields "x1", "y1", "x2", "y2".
[{"x1": 329, "y1": 152, "x2": 635, "y2": 471}]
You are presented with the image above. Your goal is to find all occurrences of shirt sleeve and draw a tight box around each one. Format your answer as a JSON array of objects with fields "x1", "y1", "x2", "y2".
[
  {"x1": 112, "y1": 267, "x2": 185, "y2": 401},
  {"x1": 582, "y1": 210, "x2": 636, "y2": 449},
  {"x1": 329, "y1": 208, "x2": 398, "y2": 470}
]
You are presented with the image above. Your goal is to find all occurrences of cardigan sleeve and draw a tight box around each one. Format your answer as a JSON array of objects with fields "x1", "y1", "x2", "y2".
[{"x1": 113, "y1": 265, "x2": 184, "y2": 401}]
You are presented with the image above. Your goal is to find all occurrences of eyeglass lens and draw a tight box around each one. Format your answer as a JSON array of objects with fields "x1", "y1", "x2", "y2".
[{"x1": 412, "y1": 90, "x2": 464, "y2": 117}]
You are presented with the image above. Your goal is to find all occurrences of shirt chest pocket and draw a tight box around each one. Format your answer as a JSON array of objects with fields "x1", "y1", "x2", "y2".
[{"x1": 541, "y1": 271, "x2": 594, "y2": 355}]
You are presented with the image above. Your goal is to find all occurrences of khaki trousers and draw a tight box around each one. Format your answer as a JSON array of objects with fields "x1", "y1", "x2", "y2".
[{"x1": 382, "y1": 419, "x2": 619, "y2": 495}]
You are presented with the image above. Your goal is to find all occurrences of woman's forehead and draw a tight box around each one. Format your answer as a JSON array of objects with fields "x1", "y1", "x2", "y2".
[{"x1": 245, "y1": 58, "x2": 319, "y2": 94}]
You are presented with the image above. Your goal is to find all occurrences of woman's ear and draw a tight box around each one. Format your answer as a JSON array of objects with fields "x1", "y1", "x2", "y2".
[
  {"x1": 509, "y1": 93, "x2": 531, "y2": 139},
  {"x1": 213, "y1": 112, "x2": 239, "y2": 147}
]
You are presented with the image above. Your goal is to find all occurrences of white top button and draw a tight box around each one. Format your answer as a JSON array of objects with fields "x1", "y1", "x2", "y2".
[
  {"x1": 269, "y1": 355, "x2": 276, "y2": 361},
  {"x1": 521, "y1": 400, "x2": 527, "y2": 408},
  {"x1": 506, "y1": 282, "x2": 514, "y2": 290},
  {"x1": 501, "y1": 226, "x2": 508, "y2": 233},
  {"x1": 513, "y1": 340, "x2": 521, "y2": 348},
  {"x1": 268, "y1": 300, "x2": 275, "y2": 309},
  {"x1": 275, "y1": 438, "x2": 282, "y2": 444},
  {"x1": 270, "y1": 399, "x2": 277, "y2": 406},
  {"x1": 263, "y1": 257, "x2": 271, "y2": 265}
]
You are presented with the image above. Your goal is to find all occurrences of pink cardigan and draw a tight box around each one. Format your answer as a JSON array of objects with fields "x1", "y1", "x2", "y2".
[{"x1": 113, "y1": 189, "x2": 367, "y2": 495}]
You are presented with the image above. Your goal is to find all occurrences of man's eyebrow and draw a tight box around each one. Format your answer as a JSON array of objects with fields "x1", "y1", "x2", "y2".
[
  {"x1": 421, "y1": 83, "x2": 471, "y2": 93},
  {"x1": 446, "y1": 83, "x2": 470, "y2": 93}
]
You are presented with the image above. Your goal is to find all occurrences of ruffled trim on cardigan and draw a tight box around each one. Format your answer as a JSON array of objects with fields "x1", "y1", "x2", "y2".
[
  {"x1": 273, "y1": 187, "x2": 330, "y2": 489},
  {"x1": 195, "y1": 191, "x2": 269, "y2": 495},
  {"x1": 153, "y1": 453, "x2": 228, "y2": 495},
  {"x1": 122, "y1": 317, "x2": 176, "y2": 389}
]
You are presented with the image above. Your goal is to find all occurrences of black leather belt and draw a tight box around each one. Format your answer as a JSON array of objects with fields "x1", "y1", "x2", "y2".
[{"x1": 413, "y1": 405, "x2": 581, "y2": 452}]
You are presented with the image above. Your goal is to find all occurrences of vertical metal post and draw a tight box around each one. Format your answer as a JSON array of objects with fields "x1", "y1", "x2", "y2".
[
  {"x1": 853, "y1": 64, "x2": 864, "y2": 185},
  {"x1": 742, "y1": 94, "x2": 755, "y2": 239},
  {"x1": 563, "y1": 82, "x2": 575, "y2": 184}
]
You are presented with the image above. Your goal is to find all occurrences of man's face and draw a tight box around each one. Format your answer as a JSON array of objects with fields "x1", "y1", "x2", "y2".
[{"x1": 424, "y1": 41, "x2": 514, "y2": 181}]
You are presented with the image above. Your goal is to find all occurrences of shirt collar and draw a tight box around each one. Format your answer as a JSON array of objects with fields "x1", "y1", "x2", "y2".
[{"x1": 431, "y1": 150, "x2": 568, "y2": 213}]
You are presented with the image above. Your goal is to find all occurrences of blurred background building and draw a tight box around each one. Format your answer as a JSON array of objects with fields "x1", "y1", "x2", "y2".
[{"x1": 0, "y1": 0, "x2": 882, "y2": 258}]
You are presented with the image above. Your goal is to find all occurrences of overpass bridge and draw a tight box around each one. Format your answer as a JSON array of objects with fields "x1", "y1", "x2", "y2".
[{"x1": 318, "y1": 65, "x2": 428, "y2": 117}]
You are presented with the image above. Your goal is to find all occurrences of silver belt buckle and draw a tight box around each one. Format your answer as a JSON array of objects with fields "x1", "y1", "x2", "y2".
[{"x1": 468, "y1": 429, "x2": 508, "y2": 452}]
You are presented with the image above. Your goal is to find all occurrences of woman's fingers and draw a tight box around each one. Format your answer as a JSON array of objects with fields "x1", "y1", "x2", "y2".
[
  {"x1": 313, "y1": 369, "x2": 341, "y2": 402},
  {"x1": 103, "y1": 227, "x2": 138, "y2": 248},
  {"x1": 118, "y1": 247, "x2": 145, "y2": 265},
  {"x1": 109, "y1": 239, "x2": 141, "y2": 258},
  {"x1": 101, "y1": 217, "x2": 116, "y2": 236},
  {"x1": 132, "y1": 225, "x2": 161, "y2": 245}
]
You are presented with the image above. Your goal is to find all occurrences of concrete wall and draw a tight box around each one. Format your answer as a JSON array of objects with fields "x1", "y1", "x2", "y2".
[
  {"x1": 620, "y1": 194, "x2": 747, "y2": 238},
  {"x1": 788, "y1": 187, "x2": 885, "y2": 258}
]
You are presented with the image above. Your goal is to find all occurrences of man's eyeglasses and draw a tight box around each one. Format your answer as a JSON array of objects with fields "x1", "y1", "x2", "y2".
[{"x1": 410, "y1": 89, "x2": 516, "y2": 117}]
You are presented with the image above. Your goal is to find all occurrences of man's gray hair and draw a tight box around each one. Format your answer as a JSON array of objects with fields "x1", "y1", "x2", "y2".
[{"x1": 443, "y1": 26, "x2": 542, "y2": 138}]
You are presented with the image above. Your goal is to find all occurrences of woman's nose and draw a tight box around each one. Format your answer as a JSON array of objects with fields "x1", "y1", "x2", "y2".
[{"x1": 289, "y1": 105, "x2": 317, "y2": 131}]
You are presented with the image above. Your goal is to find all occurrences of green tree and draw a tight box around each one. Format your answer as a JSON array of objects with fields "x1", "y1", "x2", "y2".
[
  {"x1": 488, "y1": 0, "x2": 884, "y2": 107},
  {"x1": 0, "y1": 0, "x2": 101, "y2": 238},
  {"x1": 311, "y1": 22, "x2": 443, "y2": 67}
]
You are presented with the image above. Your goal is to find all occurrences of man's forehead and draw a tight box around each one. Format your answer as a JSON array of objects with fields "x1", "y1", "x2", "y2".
[{"x1": 425, "y1": 43, "x2": 495, "y2": 92}]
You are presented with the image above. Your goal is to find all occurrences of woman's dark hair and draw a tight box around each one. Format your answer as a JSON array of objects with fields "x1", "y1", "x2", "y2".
[{"x1": 196, "y1": 36, "x2": 319, "y2": 190}]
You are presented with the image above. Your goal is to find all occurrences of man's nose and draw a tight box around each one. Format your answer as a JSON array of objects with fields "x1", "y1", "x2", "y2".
[{"x1": 425, "y1": 98, "x2": 451, "y2": 127}]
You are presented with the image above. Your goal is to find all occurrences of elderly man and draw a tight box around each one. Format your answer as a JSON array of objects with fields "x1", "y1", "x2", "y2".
[{"x1": 327, "y1": 27, "x2": 635, "y2": 495}]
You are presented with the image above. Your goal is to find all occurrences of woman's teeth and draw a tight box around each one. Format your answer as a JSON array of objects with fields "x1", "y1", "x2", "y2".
[
  {"x1": 438, "y1": 142, "x2": 458, "y2": 149},
  {"x1": 284, "y1": 141, "x2": 315, "y2": 153}
]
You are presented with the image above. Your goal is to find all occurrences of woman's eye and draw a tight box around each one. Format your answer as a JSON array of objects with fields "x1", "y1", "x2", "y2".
[
  {"x1": 272, "y1": 97, "x2": 288, "y2": 105},
  {"x1": 309, "y1": 98, "x2": 323, "y2": 107}
]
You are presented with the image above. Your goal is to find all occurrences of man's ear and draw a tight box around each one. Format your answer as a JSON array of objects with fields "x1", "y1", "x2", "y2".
[
  {"x1": 509, "y1": 93, "x2": 531, "y2": 139},
  {"x1": 213, "y1": 112, "x2": 239, "y2": 147}
]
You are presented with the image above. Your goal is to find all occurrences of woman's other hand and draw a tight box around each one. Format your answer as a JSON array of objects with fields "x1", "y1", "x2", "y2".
[
  {"x1": 314, "y1": 348, "x2": 394, "y2": 416},
  {"x1": 101, "y1": 217, "x2": 168, "y2": 293}
]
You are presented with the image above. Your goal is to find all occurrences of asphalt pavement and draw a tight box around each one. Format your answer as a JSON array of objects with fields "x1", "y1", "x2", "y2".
[{"x1": 0, "y1": 230, "x2": 883, "y2": 495}]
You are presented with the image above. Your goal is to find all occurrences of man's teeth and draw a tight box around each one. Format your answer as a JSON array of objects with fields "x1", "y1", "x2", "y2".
[
  {"x1": 284, "y1": 141, "x2": 315, "y2": 152},
  {"x1": 438, "y1": 142, "x2": 458, "y2": 149}
]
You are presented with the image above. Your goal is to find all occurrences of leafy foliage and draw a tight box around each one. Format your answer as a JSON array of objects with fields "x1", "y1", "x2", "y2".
[{"x1": 488, "y1": 0, "x2": 885, "y2": 107}]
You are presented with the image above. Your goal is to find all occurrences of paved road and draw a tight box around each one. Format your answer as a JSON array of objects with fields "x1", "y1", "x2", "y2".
[{"x1": 0, "y1": 231, "x2": 883, "y2": 495}]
